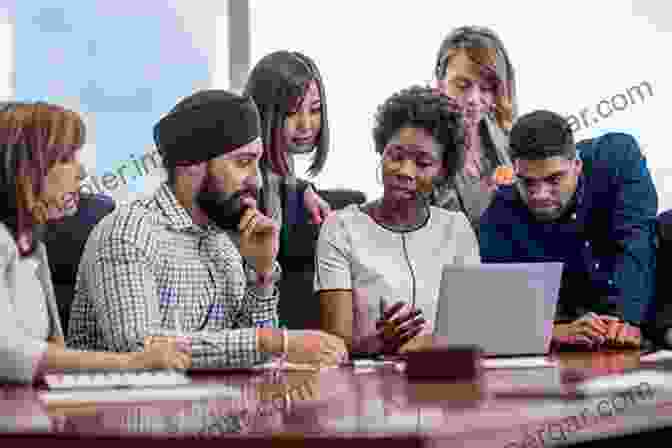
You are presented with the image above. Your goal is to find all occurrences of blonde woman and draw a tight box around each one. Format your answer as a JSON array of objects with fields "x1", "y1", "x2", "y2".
[{"x1": 432, "y1": 26, "x2": 518, "y2": 231}]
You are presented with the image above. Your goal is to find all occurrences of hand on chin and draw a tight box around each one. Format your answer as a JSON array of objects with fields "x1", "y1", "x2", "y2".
[
  {"x1": 38, "y1": 199, "x2": 69, "y2": 222},
  {"x1": 46, "y1": 206, "x2": 66, "y2": 221},
  {"x1": 43, "y1": 192, "x2": 80, "y2": 221},
  {"x1": 240, "y1": 195, "x2": 258, "y2": 210}
]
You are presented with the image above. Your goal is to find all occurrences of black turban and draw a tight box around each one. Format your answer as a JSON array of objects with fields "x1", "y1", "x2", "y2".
[{"x1": 154, "y1": 90, "x2": 261, "y2": 167}]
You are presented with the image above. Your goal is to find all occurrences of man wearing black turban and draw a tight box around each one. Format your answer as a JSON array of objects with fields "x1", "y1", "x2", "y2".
[{"x1": 68, "y1": 90, "x2": 347, "y2": 368}]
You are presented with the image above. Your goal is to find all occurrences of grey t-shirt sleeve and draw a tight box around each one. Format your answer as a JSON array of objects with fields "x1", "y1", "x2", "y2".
[
  {"x1": 314, "y1": 212, "x2": 353, "y2": 292},
  {"x1": 0, "y1": 237, "x2": 48, "y2": 384}
]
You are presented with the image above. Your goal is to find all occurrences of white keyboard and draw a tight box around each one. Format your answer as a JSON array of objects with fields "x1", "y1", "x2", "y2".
[
  {"x1": 39, "y1": 383, "x2": 242, "y2": 405},
  {"x1": 45, "y1": 370, "x2": 190, "y2": 389}
]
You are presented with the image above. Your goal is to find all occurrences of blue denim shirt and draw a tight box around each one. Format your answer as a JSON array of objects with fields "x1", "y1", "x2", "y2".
[{"x1": 479, "y1": 133, "x2": 658, "y2": 325}]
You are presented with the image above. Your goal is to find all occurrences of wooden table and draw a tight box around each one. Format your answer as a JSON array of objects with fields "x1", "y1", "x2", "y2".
[{"x1": 2, "y1": 350, "x2": 671, "y2": 446}]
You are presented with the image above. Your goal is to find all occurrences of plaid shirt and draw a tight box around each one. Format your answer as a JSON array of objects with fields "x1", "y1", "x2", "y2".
[{"x1": 67, "y1": 183, "x2": 280, "y2": 367}]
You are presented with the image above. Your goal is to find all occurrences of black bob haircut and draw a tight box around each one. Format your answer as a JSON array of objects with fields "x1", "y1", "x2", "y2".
[
  {"x1": 509, "y1": 110, "x2": 577, "y2": 161},
  {"x1": 243, "y1": 50, "x2": 329, "y2": 178},
  {"x1": 372, "y1": 85, "x2": 465, "y2": 183}
]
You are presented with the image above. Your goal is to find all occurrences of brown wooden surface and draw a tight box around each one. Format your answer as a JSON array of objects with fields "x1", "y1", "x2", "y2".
[{"x1": 1, "y1": 350, "x2": 671, "y2": 446}]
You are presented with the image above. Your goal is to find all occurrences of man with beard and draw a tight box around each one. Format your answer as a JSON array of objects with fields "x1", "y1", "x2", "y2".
[
  {"x1": 67, "y1": 90, "x2": 347, "y2": 368},
  {"x1": 479, "y1": 110, "x2": 658, "y2": 350}
]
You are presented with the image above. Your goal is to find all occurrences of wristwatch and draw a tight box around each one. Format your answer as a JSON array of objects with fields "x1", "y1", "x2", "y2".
[{"x1": 244, "y1": 260, "x2": 282, "y2": 287}]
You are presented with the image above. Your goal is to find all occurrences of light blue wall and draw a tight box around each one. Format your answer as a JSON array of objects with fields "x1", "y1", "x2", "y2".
[{"x1": 13, "y1": 2, "x2": 220, "y2": 199}]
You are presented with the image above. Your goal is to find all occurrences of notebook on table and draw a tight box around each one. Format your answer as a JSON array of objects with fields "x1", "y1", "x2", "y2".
[{"x1": 434, "y1": 262, "x2": 563, "y2": 357}]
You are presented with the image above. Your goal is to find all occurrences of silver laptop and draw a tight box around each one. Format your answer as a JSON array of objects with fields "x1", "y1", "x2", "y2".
[{"x1": 434, "y1": 262, "x2": 563, "y2": 356}]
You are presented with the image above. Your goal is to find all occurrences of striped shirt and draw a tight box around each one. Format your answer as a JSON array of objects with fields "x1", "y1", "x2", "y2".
[{"x1": 67, "y1": 183, "x2": 280, "y2": 367}]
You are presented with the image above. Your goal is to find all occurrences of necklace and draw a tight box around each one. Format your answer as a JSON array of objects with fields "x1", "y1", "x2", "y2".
[{"x1": 365, "y1": 198, "x2": 430, "y2": 233}]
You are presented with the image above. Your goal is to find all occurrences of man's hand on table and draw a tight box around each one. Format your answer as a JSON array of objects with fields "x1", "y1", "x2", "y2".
[
  {"x1": 599, "y1": 315, "x2": 641, "y2": 347},
  {"x1": 553, "y1": 313, "x2": 641, "y2": 349},
  {"x1": 258, "y1": 328, "x2": 348, "y2": 367},
  {"x1": 139, "y1": 335, "x2": 193, "y2": 369},
  {"x1": 286, "y1": 330, "x2": 348, "y2": 366}
]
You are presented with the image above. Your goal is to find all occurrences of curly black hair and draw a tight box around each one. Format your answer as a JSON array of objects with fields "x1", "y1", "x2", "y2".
[{"x1": 372, "y1": 85, "x2": 465, "y2": 182}]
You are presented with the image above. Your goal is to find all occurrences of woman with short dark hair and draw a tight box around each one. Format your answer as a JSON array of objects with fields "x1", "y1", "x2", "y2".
[
  {"x1": 316, "y1": 87, "x2": 480, "y2": 355},
  {"x1": 244, "y1": 51, "x2": 334, "y2": 328},
  {"x1": 244, "y1": 50, "x2": 331, "y2": 228}
]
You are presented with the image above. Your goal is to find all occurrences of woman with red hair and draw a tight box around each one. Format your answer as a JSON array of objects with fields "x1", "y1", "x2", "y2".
[{"x1": 0, "y1": 102, "x2": 189, "y2": 383}]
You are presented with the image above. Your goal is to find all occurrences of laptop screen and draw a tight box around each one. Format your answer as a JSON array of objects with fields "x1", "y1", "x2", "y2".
[{"x1": 434, "y1": 262, "x2": 563, "y2": 356}]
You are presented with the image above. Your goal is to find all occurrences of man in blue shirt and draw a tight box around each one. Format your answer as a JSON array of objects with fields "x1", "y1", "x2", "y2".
[{"x1": 479, "y1": 110, "x2": 657, "y2": 349}]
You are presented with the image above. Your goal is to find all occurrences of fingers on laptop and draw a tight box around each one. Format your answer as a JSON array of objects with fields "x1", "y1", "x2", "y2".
[
  {"x1": 574, "y1": 319, "x2": 606, "y2": 340},
  {"x1": 380, "y1": 300, "x2": 407, "y2": 321},
  {"x1": 376, "y1": 319, "x2": 424, "y2": 353},
  {"x1": 591, "y1": 316, "x2": 610, "y2": 334},
  {"x1": 396, "y1": 327, "x2": 425, "y2": 350},
  {"x1": 376, "y1": 303, "x2": 423, "y2": 328},
  {"x1": 577, "y1": 313, "x2": 608, "y2": 334},
  {"x1": 610, "y1": 323, "x2": 641, "y2": 348},
  {"x1": 578, "y1": 318, "x2": 641, "y2": 348},
  {"x1": 390, "y1": 309, "x2": 424, "y2": 328},
  {"x1": 627, "y1": 325, "x2": 642, "y2": 346},
  {"x1": 376, "y1": 319, "x2": 419, "y2": 341},
  {"x1": 387, "y1": 326, "x2": 424, "y2": 353},
  {"x1": 604, "y1": 319, "x2": 621, "y2": 341},
  {"x1": 595, "y1": 315, "x2": 639, "y2": 346}
]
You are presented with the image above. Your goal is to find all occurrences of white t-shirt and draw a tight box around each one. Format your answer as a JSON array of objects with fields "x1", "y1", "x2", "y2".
[
  {"x1": 14, "y1": 255, "x2": 50, "y2": 341},
  {"x1": 315, "y1": 204, "x2": 480, "y2": 341},
  {"x1": 292, "y1": 152, "x2": 314, "y2": 179},
  {"x1": 0, "y1": 224, "x2": 59, "y2": 383}
]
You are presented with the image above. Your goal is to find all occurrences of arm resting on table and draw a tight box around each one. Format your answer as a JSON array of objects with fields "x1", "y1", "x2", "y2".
[{"x1": 72, "y1": 235, "x2": 276, "y2": 368}]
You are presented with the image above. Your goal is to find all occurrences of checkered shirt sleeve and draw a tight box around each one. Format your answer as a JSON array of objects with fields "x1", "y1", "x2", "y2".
[{"x1": 67, "y1": 186, "x2": 280, "y2": 368}]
